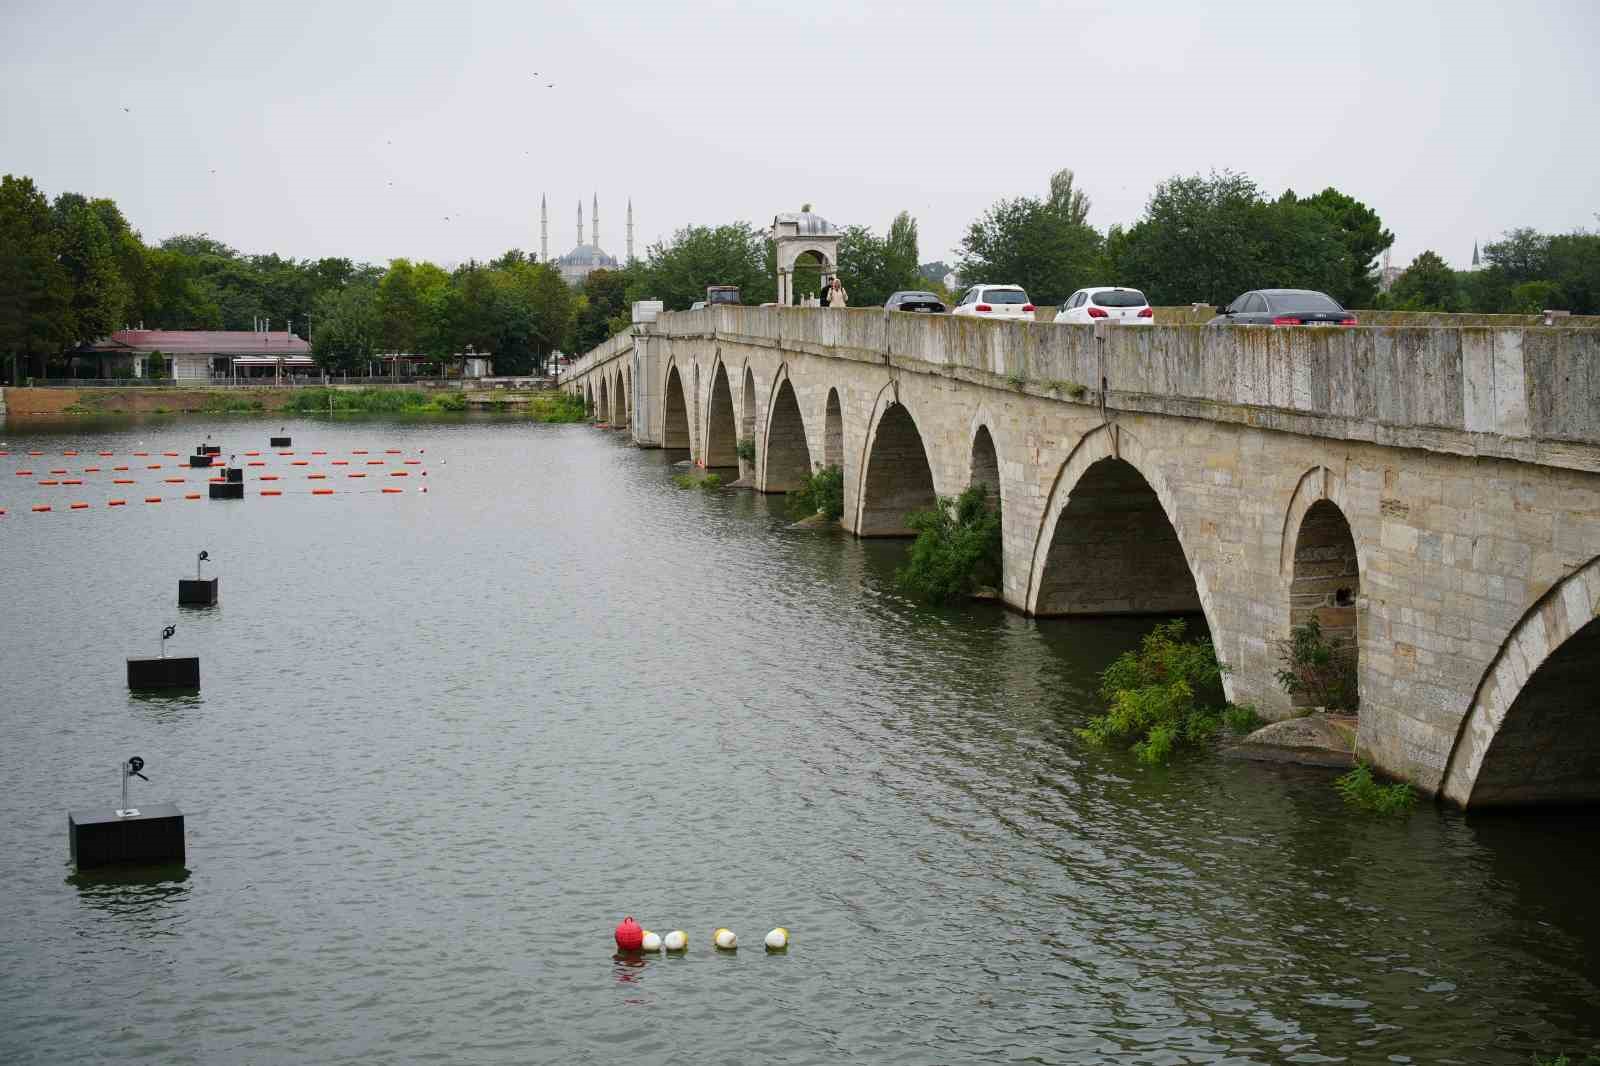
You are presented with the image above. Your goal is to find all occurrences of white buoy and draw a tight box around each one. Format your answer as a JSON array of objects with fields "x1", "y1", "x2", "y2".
[
  {"x1": 663, "y1": 929, "x2": 688, "y2": 952},
  {"x1": 764, "y1": 927, "x2": 790, "y2": 951},
  {"x1": 641, "y1": 930, "x2": 662, "y2": 952},
  {"x1": 713, "y1": 927, "x2": 737, "y2": 950}
]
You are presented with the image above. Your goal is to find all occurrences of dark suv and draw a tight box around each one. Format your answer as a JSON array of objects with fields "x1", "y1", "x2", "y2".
[
  {"x1": 1209, "y1": 289, "x2": 1356, "y2": 326},
  {"x1": 884, "y1": 291, "x2": 947, "y2": 313}
]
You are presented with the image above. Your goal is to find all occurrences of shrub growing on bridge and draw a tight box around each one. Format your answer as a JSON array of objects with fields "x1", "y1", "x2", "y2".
[
  {"x1": 1274, "y1": 618, "x2": 1358, "y2": 711},
  {"x1": 1078, "y1": 620, "x2": 1231, "y2": 765},
  {"x1": 1333, "y1": 764, "x2": 1416, "y2": 816},
  {"x1": 787, "y1": 465, "x2": 844, "y2": 521},
  {"x1": 893, "y1": 485, "x2": 1001, "y2": 605}
]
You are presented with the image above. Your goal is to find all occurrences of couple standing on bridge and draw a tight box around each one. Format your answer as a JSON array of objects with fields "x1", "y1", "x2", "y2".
[{"x1": 819, "y1": 276, "x2": 848, "y2": 308}]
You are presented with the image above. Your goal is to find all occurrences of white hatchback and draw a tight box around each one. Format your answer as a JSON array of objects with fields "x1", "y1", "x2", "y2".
[
  {"x1": 951, "y1": 284, "x2": 1036, "y2": 320},
  {"x1": 1057, "y1": 286, "x2": 1153, "y2": 325}
]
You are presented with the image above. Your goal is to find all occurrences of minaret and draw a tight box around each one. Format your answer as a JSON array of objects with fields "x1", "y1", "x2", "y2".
[
  {"x1": 577, "y1": 201, "x2": 583, "y2": 247},
  {"x1": 592, "y1": 193, "x2": 599, "y2": 248},
  {"x1": 540, "y1": 194, "x2": 548, "y2": 262},
  {"x1": 627, "y1": 199, "x2": 634, "y2": 263}
]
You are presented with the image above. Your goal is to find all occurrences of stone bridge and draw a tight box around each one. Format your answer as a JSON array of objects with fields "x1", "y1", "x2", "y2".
[{"x1": 565, "y1": 307, "x2": 1600, "y2": 809}]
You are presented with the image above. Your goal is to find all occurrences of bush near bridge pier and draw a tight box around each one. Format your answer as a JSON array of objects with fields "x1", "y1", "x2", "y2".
[
  {"x1": 1078, "y1": 620, "x2": 1234, "y2": 765},
  {"x1": 893, "y1": 485, "x2": 1001, "y2": 605},
  {"x1": 787, "y1": 465, "x2": 844, "y2": 522}
]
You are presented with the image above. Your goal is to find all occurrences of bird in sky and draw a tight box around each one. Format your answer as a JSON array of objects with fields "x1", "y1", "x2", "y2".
[
  {"x1": 546, "y1": 83, "x2": 554, "y2": 88},
  {"x1": 122, "y1": 106, "x2": 130, "y2": 112}
]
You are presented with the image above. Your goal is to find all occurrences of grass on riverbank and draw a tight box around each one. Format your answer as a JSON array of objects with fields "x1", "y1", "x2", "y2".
[
  {"x1": 528, "y1": 391, "x2": 588, "y2": 423},
  {"x1": 281, "y1": 388, "x2": 467, "y2": 414}
]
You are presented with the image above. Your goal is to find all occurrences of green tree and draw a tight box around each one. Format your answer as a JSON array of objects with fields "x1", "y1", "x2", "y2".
[
  {"x1": 958, "y1": 170, "x2": 1102, "y2": 306},
  {"x1": 377, "y1": 258, "x2": 423, "y2": 354},
  {"x1": 1507, "y1": 279, "x2": 1565, "y2": 314},
  {"x1": 311, "y1": 282, "x2": 381, "y2": 372},
  {"x1": 1107, "y1": 171, "x2": 1267, "y2": 306},
  {"x1": 636, "y1": 222, "x2": 773, "y2": 310},
  {"x1": 1483, "y1": 227, "x2": 1550, "y2": 283},
  {"x1": 52, "y1": 191, "x2": 132, "y2": 348},
  {"x1": 572, "y1": 268, "x2": 630, "y2": 351},
  {"x1": 1300, "y1": 187, "x2": 1394, "y2": 307},
  {"x1": 1544, "y1": 230, "x2": 1600, "y2": 313},
  {"x1": 0, "y1": 174, "x2": 72, "y2": 380},
  {"x1": 1390, "y1": 250, "x2": 1463, "y2": 311}
]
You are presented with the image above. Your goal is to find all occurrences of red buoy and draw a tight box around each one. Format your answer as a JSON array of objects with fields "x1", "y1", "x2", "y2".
[{"x1": 614, "y1": 916, "x2": 643, "y2": 952}]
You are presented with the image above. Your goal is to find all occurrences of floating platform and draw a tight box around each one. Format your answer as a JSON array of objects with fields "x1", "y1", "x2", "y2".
[
  {"x1": 127, "y1": 656, "x2": 200, "y2": 690},
  {"x1": 269, "y1": 436, "x2": 291, "y2": 447},
  {"x1": 178, "y1": 577, "x2": 218, "y2": 607},
  {"x1": 69, "y1": 804, "x2": 185, "y2": 869}
]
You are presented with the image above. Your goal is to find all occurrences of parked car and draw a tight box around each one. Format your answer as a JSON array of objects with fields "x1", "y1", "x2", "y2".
[
  {"x1": 1209, "y1": 289, "x2": 1357, "y2": 326},
  {"x1": 1057, "y1": 286, "x2": 1153, "y2": 325},
  {"x1": 884, "y1": 291, "x2": 947, "y2": 314},
  {"x1": 689, "y1": 301, "x2": 707, "y2": 311},
  {"x1": 951, "y1": 284, "x2": 1035, "y2": 320},
  {"x1": 706, "y1": 285, "x2": 742, "y2": 307}
]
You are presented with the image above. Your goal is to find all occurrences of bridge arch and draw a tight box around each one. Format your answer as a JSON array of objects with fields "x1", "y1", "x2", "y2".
[
  {"x1": 1025, "y1": 425, "x2": 1227, "y2": 693},
  {"x1": 610, "y1": 367, "x2": 625, "y2": 427},
  {"x1": 703, "y1": 354, "x2": 739, "y2": 469},
  {"x1": 1440, "y1": 554, "x2": 1600, "y2": 807},
  {"x1": 740, "y1": 364, "x2": 759, "y2": 480},
  {"x1": 662, "y1": 359, "x2": 691, "y2": 452},
  {"x1": 762, "y1": 369, "x2": 812, "y2": 492},
  {"x1": 1281, "y1": 466, "x2": 1363, "y2": 711},
  {"x1": 597, "y1": 377, "x2": 609, "y2": 424},
  {"x1": 855, "y1": 389, "x2": 937, "y2": 536},
  {"x1": 823, "y1": 388, "x2": 843, "y2": 470}
]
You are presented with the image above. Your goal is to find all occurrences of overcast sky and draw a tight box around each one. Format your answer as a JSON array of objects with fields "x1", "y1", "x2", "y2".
[{"x1": 4, "y1": 0, "x2": 1596, "y2": 273}]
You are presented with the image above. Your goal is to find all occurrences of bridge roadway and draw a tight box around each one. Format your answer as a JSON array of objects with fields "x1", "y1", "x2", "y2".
[{"x1": 565, "y1": 307, "x2": 1600, "y2": 809}]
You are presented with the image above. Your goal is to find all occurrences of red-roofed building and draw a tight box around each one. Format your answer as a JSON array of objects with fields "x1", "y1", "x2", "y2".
[{"x1": 82, "y1": 329, "x2": 315, "y2": 381}]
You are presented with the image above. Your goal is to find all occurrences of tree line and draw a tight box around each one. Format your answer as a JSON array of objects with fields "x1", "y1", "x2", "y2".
[{"x1": 6, "y1": 168, "x2": 1595, "y2": 382}]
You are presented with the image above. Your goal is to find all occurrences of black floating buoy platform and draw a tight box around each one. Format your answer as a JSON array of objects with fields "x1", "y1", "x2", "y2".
[
  {"x1": 69, "y1": 757, "x2": 185, "y2": 869},
  {"x1": 198, "y1": 442, "x2": 221, "y2": 455},
  {"x1": 188, "y1": 452, "x2": 214, "y2": 468},
  {"x1": 209, "y1": 466, "x2": 244, "y2": 499},
  {"x1": 178, "y1": 550, "x2": 217, "y2": 607},
  {"x1": 127, "y1": 625, "x2": 199, "y2": 690},
  {"x1": 269, "y1": 435, "x2": 291, "y2": 447}
]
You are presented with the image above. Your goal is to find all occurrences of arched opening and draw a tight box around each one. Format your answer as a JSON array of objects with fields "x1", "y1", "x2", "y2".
[
  {"x1": 663, "y1": 364, "x2": 690, "y2": 452},
  {"x1": 622, "y1": 369, "x2": 631, "y2": 424},
  {"x1": 969, "y1": 426, "x2": 999, "y2": 501},
  {"x1": 609, "y1": 372, "x2": 623, "y2": 427},
  {"x1": 763, "y1": 379, "x2": 812, "y2": 492},
  {"x1": 1469, "y1": 616, "x2": 1600, "y2": 807},
  {"x1": 741, "y1": 366, "x2": 758, "y2": 479},
  {"x1": 824, "y1": 388, "x2": 843, "y2": 470},
  {"x1": 596, "y1": 378, "x2": 609, "y2": 423},
  {"x1": 1033, "y1": 457, "x2": 1201, "y2": 616},
  {"x1": 1287, "y1": 499, "x2": 1361, "y2": 711},
  {"x1": 704, "y1": 363, "x2": 739, "y2": 469},
  {"x1": 858, "y1": 402, "x2": 936, "y2": 536},
  {"x1": 787, "y1": 250, "x2": 830, "y2": 305}
]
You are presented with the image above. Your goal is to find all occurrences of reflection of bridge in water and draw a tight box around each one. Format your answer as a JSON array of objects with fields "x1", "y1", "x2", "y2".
[{"x1": 567, "y1": 307, "x2": 1600, "y2": 810}]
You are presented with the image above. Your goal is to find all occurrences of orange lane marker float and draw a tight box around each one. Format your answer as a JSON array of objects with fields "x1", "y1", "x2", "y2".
[
  {"x1": 49, "y1": 468, "x2": 68, "y2": 474},
  {"x1": 38, "y1": 480, "x2": 59, "y2": 486},
  {"x1": 248, "y1": 461, "x2": 266, "y2": 467},
  {"x1": 365, "y1": 459, "x2": 385, "y2": 465},
  {"x1": 389, "y1": 471, "x2": 408, "y2": 477},
  {"x1": 382, "y1": 487, "x2": 404, "y2": 494},
  {"x1": 32, "y1": 504, "x2": 51, "y2": 512},
  {"x1": 108, "y1": 499, "x2": 126, "y2": 506},
  {"x1": 312, "y1": 488, "x2": 334, "y2": 495},
  {"x1": 209, "y1": 477, "x2": 225, "y2": 483},
  {"x1": 162, "y1": 451, "x2": 178, "y2": 457},
  {"x1": 113, "y1": 465, "x2": 129, "y2": 471},
  {"x1": 348, "y1": 472, "x2": 367, "y2": 478},
  {"x1": 98, "y1": 451, "x2": 114, "y2": 457},
  {"x1": 311, "y1": 450, "x2": 327, "y2": 455},
  {"x1": 132, "y1": 451, "x2": 149, "y2": 457},
  {"x1": 384, "y1": 449, "x2": 402, "y2": 454},
  {"x1": 63, "y1": 450, "x2": 79, "y2": 456},
  {"x1": 278, "y1": 450, "x2": 295, "y2": 456},
  {"x1": 62, "y1": 478, "x2": 84, "y2": 485},
  {"x1": 83, "y1": 466, "x2": 100, "y2": 472},
  {"x1": 244, "y1": 450, "x2": 260, "y2": 456},
  {"x1": 146, "y1": 463, "x2": 162, "y2": 470},
  {"x1": 0, "y1": 451, "x2": 9, "y2": 456},
  {"x1": 307, "y1": 473, "x2": 327, "y2": 480},
  {"x1": 15, "y1": 470, "x2": 33, "y2": 476},
  {"x1": 261, "y1": 489, "x2": 282, "y2": 497},
  {"x1": 352, "y1": 449, "x2": 368, "y2": 454},
  {"x1": 184, "y1": 493, "x2": 201, "y2": 500},
  {"x1": 259, "y1": 474, "x2": 280, "y2": 481},
  {"x1": 164, "y1": 477, "x2": 186, "y2": 484},
  {"x1": 28, "y1": 450, "x2": 43, "y2": 456},
  {"x1": 113, "y1": 478, "x2": 135, "y2": 485},
  {"x1": 403, "y1": 459, "x2": 421, "y2": 465},
  {"x1": 70, "y1": 502, "x2": 89, "y2": 510},
  {"x1": 331, "y1": 459, "x2": 348, "y2": 466},
  {"x1": 144, "y1": 496, "x2": 161, "y2": 504},
  {"x1": 291, "y1": 460, "x2": 309, "y2": 466}
]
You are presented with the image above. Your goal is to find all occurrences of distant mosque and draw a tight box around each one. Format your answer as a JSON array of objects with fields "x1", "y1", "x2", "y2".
[{"x1": 542, "y1": 193, "x2": 633, "y2": 286}]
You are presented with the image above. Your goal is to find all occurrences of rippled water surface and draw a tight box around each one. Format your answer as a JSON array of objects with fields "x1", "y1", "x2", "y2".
[{"x1": 1, "y1": 415, "x2": 1597, "y2": 1065}]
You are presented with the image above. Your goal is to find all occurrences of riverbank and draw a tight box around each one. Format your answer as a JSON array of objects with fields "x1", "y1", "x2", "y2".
[{"x1": 1, "y1": 385, "x2": 586, "y2": 421}]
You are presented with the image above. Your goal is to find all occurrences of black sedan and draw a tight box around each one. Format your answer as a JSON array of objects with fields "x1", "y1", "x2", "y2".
[
  {"x1": 885, "y1": 291, "x2": 948, "y2": 314},
  {"x1": 1209, "y1": 289, "x2": 1357, "y2": 326}
]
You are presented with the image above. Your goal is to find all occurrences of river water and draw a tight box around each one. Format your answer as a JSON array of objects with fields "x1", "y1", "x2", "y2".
[{"x1": 0, "y1": 415, "x2": 1596, "y2": 1065}]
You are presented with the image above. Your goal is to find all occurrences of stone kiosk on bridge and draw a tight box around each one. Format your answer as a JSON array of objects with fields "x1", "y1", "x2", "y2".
[{"x1": 567, "y1": 304, "x2": 1600, "y2": 809}]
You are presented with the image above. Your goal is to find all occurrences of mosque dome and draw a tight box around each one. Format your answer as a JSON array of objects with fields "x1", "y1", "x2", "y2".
[
  {"x1": 559, "y1": 244, "x2": 619, "y2": 268},
  {"x1": 771, "y1": 211, "x2": 836, "y2": 236}
]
